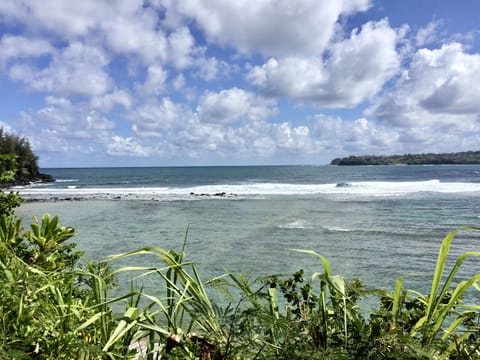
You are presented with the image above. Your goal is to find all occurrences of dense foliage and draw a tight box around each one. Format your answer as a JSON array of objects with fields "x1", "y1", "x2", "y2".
[
  {"x1": 0, "y1": 128, "x2": 53, "y2": 216},
  {"x1": 0, "y1": 128, "x2": 53, "y2": 186},
  {"x1": 0, "y1": 154, "x2": 23, "y2": 216},
  {"x1": 331, "y1": 151, "x2": 480, "y2": 165},
  {"x1": 0, "y1": 207, "x2": 479, "y2": 358}
]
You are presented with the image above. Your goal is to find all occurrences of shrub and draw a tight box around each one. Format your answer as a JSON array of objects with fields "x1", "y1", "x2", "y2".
[{"x1": 0, "y1": 208, "x2": 478, "y2": 358}]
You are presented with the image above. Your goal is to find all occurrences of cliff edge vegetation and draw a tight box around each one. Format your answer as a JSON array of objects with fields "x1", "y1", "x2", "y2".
[
  {"x1": 331, "y1": 150, "x2": 480, "y2": 165},
  {"x1": 0, "y1": 128, "x2": 54, "y2": 186}
]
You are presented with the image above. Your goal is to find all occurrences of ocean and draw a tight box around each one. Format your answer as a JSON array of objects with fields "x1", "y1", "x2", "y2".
[{"x1": 15, "y1": 165, "x2": 480, "y2": 295}]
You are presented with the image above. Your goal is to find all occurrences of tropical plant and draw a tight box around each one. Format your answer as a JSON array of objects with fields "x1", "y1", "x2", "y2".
[
  {"x1": 0, "y1": 189, "x2": 479, "y2": 360},
  {"x1": 0, "y1": 154, "x2": 23, "y2": 216}
]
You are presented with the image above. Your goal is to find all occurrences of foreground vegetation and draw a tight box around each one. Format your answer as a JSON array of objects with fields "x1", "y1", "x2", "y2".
[
  {"x1": 331, "y1": 151, "x2": 480, "y2": 165},
  {"x1": 1, "y1": 129, "x2": 479, "y2": 358},
  {"x1": 1, "y1": 202, "x2": 479, "y2": 358}
]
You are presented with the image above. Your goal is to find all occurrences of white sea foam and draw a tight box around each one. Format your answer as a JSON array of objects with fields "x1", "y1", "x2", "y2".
[
  {"x1": 278, "y1": 220, "x2": 312, "y2": 229},
  {"x1": 324, "y1": 226, "x2": 352, "y2": 232},
  {"x1": 17, "y1": 179, "x2": 480, "y2": 201}
]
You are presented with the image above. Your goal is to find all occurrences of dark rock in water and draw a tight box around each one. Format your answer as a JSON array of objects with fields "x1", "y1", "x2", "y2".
[
  {"x1": 10, "y1": 172, "x2": 55, "y2": 186},
  {"x1": 190, "y1": 191, "x2": 233, "y2": 197},
  {"x1": 336, "y1": 182, "x2": 351, "y2": 188},
  {"x1": 36, "y1": 173, "x2": 55, "y2": 183}
]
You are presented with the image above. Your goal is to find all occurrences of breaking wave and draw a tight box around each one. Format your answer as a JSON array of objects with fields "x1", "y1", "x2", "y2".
[
  {"x1": 17, "y1": 179, "x2": 480, "y2": 201},
  {"x1": 277, "y1": 220, "x2": 312, "y2": 229}
]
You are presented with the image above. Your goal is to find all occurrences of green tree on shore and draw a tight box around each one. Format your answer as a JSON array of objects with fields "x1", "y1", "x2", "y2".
[
  {"x1": 0, "y1": 153, "x2": 22, "y2": 216},
  {"x1": 0, "y1": 128, "x2": 39, "y2": 180}
]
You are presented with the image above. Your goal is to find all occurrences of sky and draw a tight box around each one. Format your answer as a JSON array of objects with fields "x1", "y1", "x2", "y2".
[{"x1": 1, "y1": 1, "x2": 480, "y2": 167}]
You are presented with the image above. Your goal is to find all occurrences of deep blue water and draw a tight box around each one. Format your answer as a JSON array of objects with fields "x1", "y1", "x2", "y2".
[{"x1": 37, "y1": 164, "x2": 480, "y2": 188}]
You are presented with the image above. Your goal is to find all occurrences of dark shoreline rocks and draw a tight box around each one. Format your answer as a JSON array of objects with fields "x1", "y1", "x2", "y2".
[
  {"x1": 9, "y1": 172, "x2": 55, "y2": 186},
  {"x1": 189, "y1": 191, "x2": 235, "y2": 198}
]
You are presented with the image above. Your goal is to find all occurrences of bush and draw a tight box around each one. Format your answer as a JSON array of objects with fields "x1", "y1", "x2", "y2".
[{"x1": 0, "y1": 208, "x2": 479, "y2": 358}]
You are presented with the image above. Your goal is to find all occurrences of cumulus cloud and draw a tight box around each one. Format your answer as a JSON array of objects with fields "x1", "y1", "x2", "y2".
[
  {"x1": 90, "y1": 88, "x2": 133, "y2": 112},
  {"x1": 248, "y1": 20, "x2": 400, "y2": 107},
  {"x1": 167, "y1": 26, "x2": 196, "y2": 69},
  {"x1": 418, "y1": 45, "x2": 480, "y2": 114},
  {"x1": 197, "y1": 88, "x2": 277, "y2": 124},
  {"x1": 364, "y1": 42, "x2": 480, "y2": 153},
  {"x1": 0, "y1": 0, "x2": 108, "y2": 37},
  {"x1": 370, "y1": 43, "x2": 480, "y2": 124},
  {"x1": 2, "y1": 0, "x2": 479, "y2": 165},
  {"x1": 131, "y1": 98, "x2": 192, "y2": 138},
  {"x1": 311, "y1": 115, "x2": 401, "y2": 155},
  {"x1": 135, "y1": 65, "x2": 168, "y2": 96},
  {"x1": 9, "y1": 42, "x2": 112, "y2": 97},
  {"x1": 161, "y1": 0, "x2": 371, "y2": 56},
  {"x1": 107, "y1": 136, "x2": 151, "y2": 157},
  {"x1": 17, "y1": 101, "x2": 116, "y2": 156},
  {"x1": 0, "y1": 35, "x2": 54, "y2": 68},
  {"x1": 127, "y1": 95, "x2": 315, "y2": 160},
  {"x1": 0, "y1": 0, "x2": 167, "y2": 64},
  {"x1": 101, "y1": 10, "x2": 168, "y2": 64}
]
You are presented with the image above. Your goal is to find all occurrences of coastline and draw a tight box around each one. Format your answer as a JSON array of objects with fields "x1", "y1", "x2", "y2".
[{"x1": 331, "y1": 150, "x2": 480, "y2": 165}]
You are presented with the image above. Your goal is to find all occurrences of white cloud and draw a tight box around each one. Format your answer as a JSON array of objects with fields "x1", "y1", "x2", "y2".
[
  {"x1": 131, "y1": 98, "x2": 192, "y2": 137},
  {"x1": 275, "y1": 123, "x2": 313, "y2": 153},
  {"x1": 193, "y1": 56, "x2": 230, "y2": 81},
  {"x1": 370, "y1": 43, "x2": 480, "y2": 125},
  {"x1": 9, "y1": 42, "x2": 112, "y2": 97},
  {"x1": 17, "y1": 102, "x2": 116, "y2": 156},
  {"x1": 167, "y1": 26, "x2": 196, "y2": 69},
  {"x1": 135, "y1": 65, "x2": 168, "y2": 96},
  {"x1": 311, "y1": 114, "x2": 401, "y2": 155},
  {"x1": 45, "y1": 96, "x2": 72, "y2": 108},
  {"x1": 2, "y1": 0, "x2": 480, "y2": 166},
  {"x1": 197, "y1": 88, "x2": 277, "y2": 124},
  {"x1": 162, "y1": 0, "x2": 371, "y2": 56},
  {"x1": 248, "y1": 20, "x2": 400, "y2": 107},
  {"x1": 417, "y1": 45, "x2": 480, "y2": 114},
  {"x1": 107, "y1": 136, "x2": 151, "y2": 157},
  {"x1": 0, "y1": 0, "x2": 168, "y2": 64},
  {"x1": 101, "y1": 11, "x2": 168, "y2": 64},
  {"x1": 325, "y1": 20, "x2": 400, "y2": 106},
  {"x1": 364, "y1": 42, "x2": 480, "y2": 153},
  {"x1": 415, "y1": 20, "x2": 443, "y2": 47},
  {"x1": 0, "y1": 35, "x2": 53, "y2": 67},
  {"x1": 127, "y1": 95, "x2": 315, "y2": 160},
  {"x1": 247, "y1": 56, "x2": 327, "y2": 100},
  {"x1": 90, "y1": 88, "x2": 133, "y2": 112},
  {"x1": 0, "y1": 0, "x2": 110, "y2": 37}
]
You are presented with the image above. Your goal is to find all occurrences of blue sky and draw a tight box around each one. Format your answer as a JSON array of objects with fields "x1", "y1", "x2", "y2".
[{"x1": 1, "y1": 0, "x2": 480, "y2": 167}]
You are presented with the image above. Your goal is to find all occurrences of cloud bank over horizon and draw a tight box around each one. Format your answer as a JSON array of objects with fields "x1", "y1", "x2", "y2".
[{"x1": 1, "y1": 0, "x2": 479, "y2": 167}]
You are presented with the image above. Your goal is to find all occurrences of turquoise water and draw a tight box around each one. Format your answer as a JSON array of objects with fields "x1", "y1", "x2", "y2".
[{"x1": 16, "y1": 165, "x2": 480, "y2": 294}]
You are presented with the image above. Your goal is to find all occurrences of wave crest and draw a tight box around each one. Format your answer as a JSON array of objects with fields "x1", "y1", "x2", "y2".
[{"x1": 17, "y1": 179, "x2": 480, "y2": 201}]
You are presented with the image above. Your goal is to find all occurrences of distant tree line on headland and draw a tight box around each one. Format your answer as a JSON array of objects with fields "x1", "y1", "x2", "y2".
[
  {"x1": 331, "y1": 151, "x2": 480, "y2": 165},
  {"x1": 0, "y1": 128, "x2": 53, "y2": 186}
]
